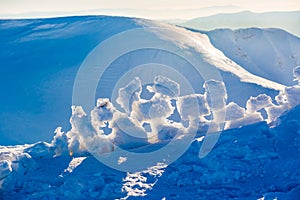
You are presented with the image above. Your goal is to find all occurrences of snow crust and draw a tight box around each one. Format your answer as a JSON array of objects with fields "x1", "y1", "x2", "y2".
[{"x1": 1, "y1": 105, "x2": 300, "y2": 200}]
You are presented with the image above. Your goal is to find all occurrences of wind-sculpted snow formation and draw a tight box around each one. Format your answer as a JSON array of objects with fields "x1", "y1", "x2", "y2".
[
  {"x1": 1, "y1": 66, "x2": 299, "y2": 164},
  {"x1": 1, "y1": 69, "x2": 300, "y2": 199},
  {"x1": 65, "y1": 67, "x2": 300, "y2": 158}
]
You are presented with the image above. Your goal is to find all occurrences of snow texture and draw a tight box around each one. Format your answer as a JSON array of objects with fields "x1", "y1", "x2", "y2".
[
  {"x1": 1, "y1": 106, "x2": 300, "y2": 199},
  {"x1": 1, "y1": 16, "x2": 296, "y2": 145},
  {"x1": 1, "y1": 16, "x2": 300, "y2": 200}
]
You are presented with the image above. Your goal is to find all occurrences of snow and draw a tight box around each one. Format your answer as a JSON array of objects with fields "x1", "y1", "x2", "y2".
[
  {"x1": 62, "y1": 157, "x2": 86, "y2": 174},
  {"x1": 0, "y1": 160, "x2": 12, "y2": 180},
  {"x1": 116, "y1": 77, "x2": 142, "y2": 113},
  {"x1": 177, "y1": 94, "x2": 209, "y2": 120},
  {"x1": 202, "y1": 28, "x2": 300, "y2": 86},
  {"x1": 69, "y1": 73, "x2": 297, "y2": 159},
  {"x1": 246, "y1": 94, "x2": 273, "y2": 113},
  {"x1": 37, "y1": 67, "x2": 300, "y2": 166},
  {"x1": 1, "y1": 15, "x2": 300, "y2": 199},
  {"x1": 50, "y1": 127, "x2": 69, "y2": 157},
  {"x1": 152, "y1": 76, "x2": 180, "y2": 98},
  {"x1": 1, "y1": 105, "x2": 300, "y2": 199},
  {"x1": 294, "y1": 66, "x2": 300, "y2": 82},
  {"x1": 1, "y1": 16, "x2": 295, "y2": 145},
  {"x1": 136, "y1": 19, "x2": 285, "y2": 91},
  {"x1": 225, "y1": 102, "x2": 245, "y2": 121}
]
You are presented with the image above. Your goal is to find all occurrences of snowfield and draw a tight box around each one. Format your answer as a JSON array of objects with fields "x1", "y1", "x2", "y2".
[
  {"x1": 0, "y1": 16, "x2": 300, "y2": 199},
  {"x1": 1, "y1": 106, "x2": 300, "y2": 199},
  {"x1": 202, "y1": 28, "x2": 300, "y2": 86}
]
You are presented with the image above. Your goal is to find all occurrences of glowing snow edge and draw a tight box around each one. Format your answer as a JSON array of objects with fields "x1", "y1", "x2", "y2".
[{"x1": 63, "y1": 66, "x2": 300, "y2": 157}]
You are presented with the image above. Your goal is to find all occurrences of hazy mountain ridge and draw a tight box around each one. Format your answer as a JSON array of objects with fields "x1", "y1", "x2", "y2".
[{"x1": 180, "y1": 11, "x2": 300, "y2": 37}]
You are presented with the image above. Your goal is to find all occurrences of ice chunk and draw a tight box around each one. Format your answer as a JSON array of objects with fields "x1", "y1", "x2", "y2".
[
  {"x1": 226, "y1": 112, "x2": 263, "y2": 129},
  {"x1": 91, "y1": 99, "x2": 115, "y2": 135},
  {"x1": 177, "y1": 94, "x2": 209, "y2": 120},
  {"x1": 51, "y1": 127, "x2": 68, "y2": 157},
  {"x1": 24, "y1": 141, "x2": 51, "y2": 158},
  {"x1": 225, "y1": 102, "x2": 245, "y2": 121},
  {"x1": 246, "y1": 94, "x2": 273, "y2": 113},
  {"x1": 265, "y1": 104, "x2": 286, "y2": 123},
  {"x1": 204, "y1": 80, "x2": 227, "y2": 111},
  {"x1": 63, "y1": 157, "x2": 86, "y2": 174},
  {"x1": 148, "y1": 98, "x2": 174, "y2": 119},
  {"x1": 131, "y1": 95, "x2": 174, "y2": 122},
  {"x1": 152, "y1": 76, "x2": 180, "y2": 97},
  {"x1": 116, "y1": 77, "x2": 142, "y2": 113},
  {"x1": 284, "y1": 86, "x2": 300, "y2": 108},
  {"x1": 84, "y1": 135, "x2": 113, "y2": 154},
  {"x1": 111, "y1": 113, "x2": 149, "y2": 149},
  {"x1": 117, "y1": 156, "x2": 127, "y2": 165}
]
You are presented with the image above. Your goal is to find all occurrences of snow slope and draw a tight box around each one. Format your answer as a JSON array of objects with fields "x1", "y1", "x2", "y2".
[
  {"x1": 202, "y1": 28, "x2": 300, "y2": 86},
  {"x1": 1, "y1": 15, "x2": 300, "y2": 199},
  {"x1": 0, "y1": 16, "x2": 295, "y2": 145},
  {"x1": 1, "y1": 106, "x2": 300, "y2": 199},
  {"x1": 0, "y1": 16, "x2": 140, "y2": 145}
]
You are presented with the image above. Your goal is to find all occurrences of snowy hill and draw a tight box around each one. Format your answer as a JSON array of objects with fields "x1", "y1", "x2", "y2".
[
  {"x1": 202, "y1": 28, "x2": 300, "y2": 86},
  {"x1": 180, "y1": 11, "x2": 300, "y2": 37},
  {"x1": 1, "y1": 15, "x2": 300, "y2": 199},
  {"x1": 1, "y1": 16, "x2": 296, "y2": 145},
  {"x1": 0, "y1": 16, "x2": 140, "y2": 145}
]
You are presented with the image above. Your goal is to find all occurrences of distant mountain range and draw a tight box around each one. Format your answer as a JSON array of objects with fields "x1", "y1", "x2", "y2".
[
  {"x1": 177, "y1": 11, "x2": 300, "y2": 37},
  {"x1": 0, "y1": 5, "x2": 242, "y2": 20}
]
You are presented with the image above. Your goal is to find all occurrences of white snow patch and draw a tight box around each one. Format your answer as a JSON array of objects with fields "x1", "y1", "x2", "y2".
[
  {"x1": 118, "y1": 157, "x2": 128, "y2": 165},
  {"x1": 135, "y1": 19, "x2": 285, "y2": 91},
  {"x1": 122, "y1": 163, "x2": 167, "y2": 199},
  {"x1": 63, "y1": 157, "x2": 86, "y2": 174}
]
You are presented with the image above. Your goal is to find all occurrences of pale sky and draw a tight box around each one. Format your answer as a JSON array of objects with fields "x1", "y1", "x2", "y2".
[{"x1": 1, "y1": 0, "x2": 299, "y2": 19}]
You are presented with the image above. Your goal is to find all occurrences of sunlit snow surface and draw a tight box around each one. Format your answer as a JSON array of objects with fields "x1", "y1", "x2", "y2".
[
  {"x1": 1, "y1": 72, "x2": 300, "y2": 199},
  {"x1": 2, "y1": 16, "x2": 298, "y2": 144},
  {"x1": 0, "y1": 16, "x2": 300, "y2": 199},
  {"x1": 1, "y1": 106, "x2": 300, "y2": 199}
]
